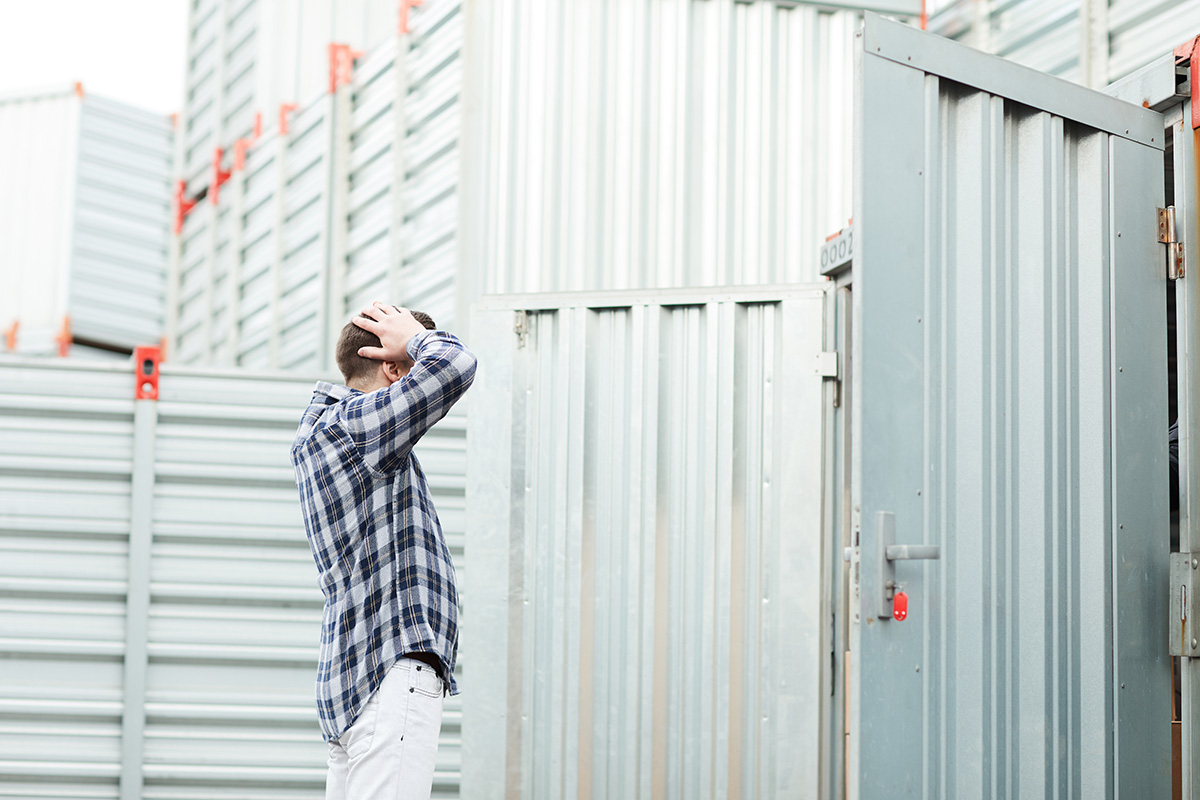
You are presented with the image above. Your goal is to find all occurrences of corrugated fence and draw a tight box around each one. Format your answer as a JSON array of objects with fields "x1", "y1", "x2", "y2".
[{"x1": 0, "y1": 356, "x2": 467, "y2": 798}]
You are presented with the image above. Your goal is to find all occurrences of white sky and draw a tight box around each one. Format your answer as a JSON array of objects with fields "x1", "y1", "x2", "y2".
[{"x1": 0, "y1": 0, "x2": 188, "y2": 115}]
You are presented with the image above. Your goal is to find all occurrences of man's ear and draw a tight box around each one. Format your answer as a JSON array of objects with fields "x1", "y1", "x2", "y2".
[{"x1": 381, "y1": 360, "x2": 403, "y2": 384}]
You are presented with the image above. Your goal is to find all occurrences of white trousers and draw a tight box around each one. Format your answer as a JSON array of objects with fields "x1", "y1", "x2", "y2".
[{"x1": 325, "y1": 657, "x2": 445, "y2": 800}]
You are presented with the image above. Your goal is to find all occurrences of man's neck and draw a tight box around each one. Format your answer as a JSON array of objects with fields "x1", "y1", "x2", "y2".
[{"x1": 348, "y1": 377, "x2": 390, "y2": 393}]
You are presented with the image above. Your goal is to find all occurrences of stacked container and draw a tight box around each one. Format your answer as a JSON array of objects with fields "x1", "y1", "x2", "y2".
[
  {"x1": 0, "y1": 86, "x2": 172, "y2": 358},
  {"x1": 166, "y1": 0, "x2": 865, "y2": 371}
]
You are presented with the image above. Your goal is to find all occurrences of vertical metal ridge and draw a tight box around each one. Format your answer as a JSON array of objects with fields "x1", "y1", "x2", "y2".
[
  {"x1": 636, "y1": 304, "x2": 660, "y2": 799},
  {"x1": 982, "y1": 92, "x2": 1007, "y2": 800},
  {"x1": 572, "y1": 307, "x2": 593, "y2": 800},
  {"x1": 712, "y1": 301, "x2": 736, "y2": 797},
  {"x1": 651, "y1": 303, "x2": 670, "y2": 799},
  {"x1": 1003, "y1": 100, "x2": 1021, "y2": 799},
  {"x1": 727, "y1": 301, "x2": 750, "y2": 800},
  {"x1": 924, "y1": 73, "x2": 945, "y2": 799}
]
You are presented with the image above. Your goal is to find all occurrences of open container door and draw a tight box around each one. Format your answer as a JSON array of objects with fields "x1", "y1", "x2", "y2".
[{"x1": 849, "y1": 12, "x2": 1171, "y2": 798}]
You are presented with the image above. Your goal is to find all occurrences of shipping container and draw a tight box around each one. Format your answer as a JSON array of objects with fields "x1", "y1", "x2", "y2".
[
  {"x1": 169, "y1": 0, "x2": 465, "y2": 371},
  {"x1": 178, "y1": 0, "x2": 398, "y2": 189},
  {"x1": 463, "y1": 12, "x2": 1200, "y2": 798},
  {"x1": 0, "y1": 87, "x2": 172, "y2": 358},
  {"x1": 465, "y1": 286, "x2": 836, "y2": 799},
  {"x1": 168, "y1": 0, "x2": 930, "y2": 371},
  {"x1": 0, "y1": 353, "x2": 467, "y2": 797}
]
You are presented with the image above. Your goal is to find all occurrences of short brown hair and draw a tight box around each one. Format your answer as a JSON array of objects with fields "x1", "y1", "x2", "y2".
[{"x1": 336, "y1": 309, "x2": 436, "y2": 384}]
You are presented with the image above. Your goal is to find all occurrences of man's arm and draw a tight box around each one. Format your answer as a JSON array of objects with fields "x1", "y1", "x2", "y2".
[{"x1": 341, "y1": 305, "x2": 477, "y2": 474}]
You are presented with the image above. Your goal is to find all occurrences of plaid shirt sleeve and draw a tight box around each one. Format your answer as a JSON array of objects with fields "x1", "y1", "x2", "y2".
[{"x1": 338, "y1": 330, "x2": 477, "y2": 474}]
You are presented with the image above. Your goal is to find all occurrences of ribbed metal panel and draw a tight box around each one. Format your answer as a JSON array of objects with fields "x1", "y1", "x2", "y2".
[
  {"x1": 71, "y1": 97, "x2": 173, "y2": 349},
  {"x1": 179, "y1": 0, "x2": 397, "y2": 187},
  {"x1": 274, "y1": 98, "x2": 333, "y2": 371},
  {"x1": 465, "y1": 287, "x2": 831, "y2": 799},
  {"x1": 932, "y1": 0, "x2": 1200, "y2": 88},
  {"x1": 175, "y1": 96, "x2": 334, "y2": 371},
  {"x1": 0, "y1": 89, "x2": 171, "y2": 356},
  {"x1": 0, "y1": 356, "x2": 467, "y2": 797},
  {"x1": 173, "y1": 1, "x2": 464, "y2": 370},
  {"x1": 460, "y1": 0, "x2": 859, "y2": 301},
  {"x1": 342, "y1": 0, "x2": 464, "y2": 333},
  {"x1": 0, "y1": 359, "x2": 134, "y2": 797},
  {"x1": 851, "y1": 15, "x2": 1169, "y2": 797}
]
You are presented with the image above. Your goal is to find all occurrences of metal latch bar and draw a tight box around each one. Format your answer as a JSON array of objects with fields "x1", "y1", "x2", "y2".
[{"x1": 1170, "y1": 552, "x2": 1200, "y2": 656}]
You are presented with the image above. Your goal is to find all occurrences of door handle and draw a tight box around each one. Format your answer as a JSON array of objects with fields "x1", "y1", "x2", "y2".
[
  {"x1": 875, "y1": 511, "x2": 938, "y2": 619},
  {"x1": 885, "y1": 545, "x2": 940, "y2": 561}
]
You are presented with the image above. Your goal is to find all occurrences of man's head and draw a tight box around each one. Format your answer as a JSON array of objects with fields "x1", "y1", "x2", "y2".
[{"x1": 336, "y1": 308, "x2": 436, "y2": 387}]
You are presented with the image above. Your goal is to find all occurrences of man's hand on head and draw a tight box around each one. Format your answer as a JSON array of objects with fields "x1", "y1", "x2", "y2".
[{"x1": 353, "y1": 302, "x2": 428, "y2": 362}]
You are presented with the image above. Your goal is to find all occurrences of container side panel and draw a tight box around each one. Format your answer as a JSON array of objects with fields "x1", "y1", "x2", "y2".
[
  {"x1": 463, "y1": 0, "x2": 856, "y2": 305},
  {"x1": 465, "y1": 289, "x2": 828, "y2": 799},
  {"x1": 69, "y1": 98, "x2": 173, "y2": 351},
  {"x1": 0, "y1": 92, "x2": 77, "y2": 350},
  {"x1": 0, "y1": 358, "x2": 135, "y2": 796}
]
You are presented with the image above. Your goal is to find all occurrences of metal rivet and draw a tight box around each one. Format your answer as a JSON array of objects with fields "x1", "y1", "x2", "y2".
[
  {"x1": 1121, "y1": 683, "x2": 1126, "y2": 689},
  {"x1": 915, "y1": 666, "x2": 920, "y2": 672},
  {"x1": 1119, "y1": 367, "x2": 1123, "y2": 372},
  {"x1": 1192, "y1": 558, "x2": 1197, "y2": 570},
  {"x1": 417, "y1": 665, "x2": 422, "y2": 671},
  {"x1": 1120, "y1": 524, "x2": 1124, "y2": 529},
  {"x1": 917, "y1": 490, "x2": 921, "y2": 496},
  {"x1": 1191, "y1": 638, "x2": 1197, "y2": 649},
  {"x1": 410, "y1": 687, "x2": 415, "y2": 693}
]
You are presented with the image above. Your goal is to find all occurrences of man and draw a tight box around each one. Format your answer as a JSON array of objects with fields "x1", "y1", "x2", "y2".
[{"x1": 291, "y1": 302, "x2": 477, "y2": 798}]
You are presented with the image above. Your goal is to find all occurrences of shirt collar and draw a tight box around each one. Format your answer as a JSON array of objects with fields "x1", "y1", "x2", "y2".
[{"x1": 312, "y1": 381, "x2": 358, "y2": 403}]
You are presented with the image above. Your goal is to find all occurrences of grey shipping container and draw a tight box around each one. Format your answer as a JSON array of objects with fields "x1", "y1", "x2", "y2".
[
  {"x1": 464, "y1": 12, "x2": 1200, "y2": 799},
  {"x1": 0, "y1": 86, "x2": 172, "y2": 357}
]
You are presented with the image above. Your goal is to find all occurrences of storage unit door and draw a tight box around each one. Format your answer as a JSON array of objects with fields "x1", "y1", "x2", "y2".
[
  {"x1": 850, "y1": 14, "x2": 1169, "y2": 799},
  {"x1": 465, "y1": 287, "x2": 832, "y2": 799}
]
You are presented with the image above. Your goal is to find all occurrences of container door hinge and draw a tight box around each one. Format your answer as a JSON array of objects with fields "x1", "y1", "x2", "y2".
[
  {"x1": 1170, "y1": 553, "x2": 1200, "y2": 656},
  {"x1": 815, "y1": 351, "x2": 841, "y2": 407},
  {"x1": 1159, "y1": 206, "x2": 1185, "y2": 280},
  {"x1": 514, "y1": 310, "x2": 529, "y2": 348}
]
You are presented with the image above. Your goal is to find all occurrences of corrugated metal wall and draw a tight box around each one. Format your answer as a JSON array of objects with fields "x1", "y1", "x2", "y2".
[
  {"x1": 171, "y1": 0, "x2": 466, "y2": 370},
  {"x1": 464, "y1": 288, "x2": 833, "y2": 799},
  {"x1": 0, "y1": 89, "x2": 171, "y2": 357},
  {"x1": 931, "y1": 0, "x2": 1200, "y2": 88},
  {"x1": 851, "y1": 15, "x2": 1170, "y2": 797},
  {"x1": 174, "y1": 96, "x2": 335, "y2": 370},
  {"x1": 339, "y1": 0, "x2": 465, "y2": 333},
  {"x1": 459, "y1": 0, "x2": 860, "y2": 300},
  {"x1": 0, "y1": 360, "x2": 132, "y2": 796},
  {"x1": 179, "y1": 0, "x2": 396, "y2": 188},
  {"x1": 0, "y1": 356, "x2": 467, "y2": 797},
  {"x1": 71, "y1": 97, "x2": 173, "y2": 351},
  {"x1": 171, "y1": 0, "x2": 880, "y2": 367}
]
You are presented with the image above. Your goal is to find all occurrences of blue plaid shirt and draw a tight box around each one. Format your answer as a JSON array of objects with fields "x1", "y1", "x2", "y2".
[{"x1": 291, "y1": 330, "x2": 477, "y2": 741}]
